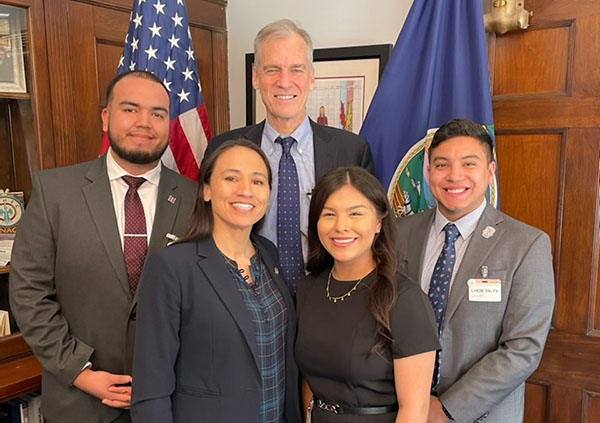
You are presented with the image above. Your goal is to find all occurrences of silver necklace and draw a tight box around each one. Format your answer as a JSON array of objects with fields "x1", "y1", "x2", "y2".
[{"x1": 326, "y1": 271, "x2": 365, "y2": 303}]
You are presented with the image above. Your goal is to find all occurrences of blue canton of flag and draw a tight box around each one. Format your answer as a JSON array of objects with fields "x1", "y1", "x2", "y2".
[
  {"x1": 360, "y1": 0, "x2": 498, "y2": 217},
  {"x1": 106, "y1": 0, "x2": 211, "y2": 180}
]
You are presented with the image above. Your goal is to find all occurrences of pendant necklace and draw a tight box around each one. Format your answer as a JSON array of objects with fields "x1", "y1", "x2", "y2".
[{"x1": 326, "y1": 270, "x2": 365, "y2": 303}]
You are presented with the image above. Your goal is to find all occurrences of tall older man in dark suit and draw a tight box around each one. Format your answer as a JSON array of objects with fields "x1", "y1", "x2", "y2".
[
  {"x1": 9, "y1": 71, "x2": 197, "y2": 423},
  {"x1": 205, "y1": 19, "x2": 374, "y2": 293}
]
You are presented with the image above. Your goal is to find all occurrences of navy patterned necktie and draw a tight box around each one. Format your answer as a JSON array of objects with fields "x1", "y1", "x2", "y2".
[
  {"x1": 276, "y1": 136, "x2": 304, "y2": 294},
  {"x1": 122, "y1": 175, "x2": 148, "y2": 295},
  {"x1": 429, "y1": 223, "x2": 460, "y2": 391}
]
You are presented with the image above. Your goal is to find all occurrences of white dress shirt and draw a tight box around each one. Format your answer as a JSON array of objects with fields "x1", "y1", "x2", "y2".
[
  {"x1": 106, "y1": 149, "x2": 161, "y2": 249},
  {"x1": 420, "y1": 199, "x2": 487, "y2": 294}
]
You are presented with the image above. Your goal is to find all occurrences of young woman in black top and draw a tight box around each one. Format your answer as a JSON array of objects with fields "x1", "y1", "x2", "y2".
[{"x1": 295, "y1": 166, "x2": 440, "y2": 423}]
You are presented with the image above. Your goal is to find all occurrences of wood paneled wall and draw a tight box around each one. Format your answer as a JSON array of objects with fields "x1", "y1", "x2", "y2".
[{"x1": 489, "y1": 0, "x2": 600, "y2": 421}]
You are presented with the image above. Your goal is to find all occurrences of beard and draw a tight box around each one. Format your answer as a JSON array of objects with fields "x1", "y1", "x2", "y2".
[{"x1": 108, "y1": 128, "x2": 169, "y2": 165}]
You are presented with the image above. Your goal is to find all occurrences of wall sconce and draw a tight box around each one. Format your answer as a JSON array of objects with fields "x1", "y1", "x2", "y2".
[{"x1": 484, "y1": 0, "x2": 533, "y2": 34}]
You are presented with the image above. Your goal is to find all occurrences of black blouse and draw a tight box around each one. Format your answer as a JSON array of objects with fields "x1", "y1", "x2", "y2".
[{"x1": 295, "y1": 269, "x2": 440, "y2": 423}]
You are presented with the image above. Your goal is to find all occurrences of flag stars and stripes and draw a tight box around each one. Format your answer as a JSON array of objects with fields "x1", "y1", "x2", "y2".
[
  {"x1": 153, "y1": 0, "x2": 166, "y2": 15},
  {"x1": 171, "y1": 12, "x2": 183, "y2": 27},
  {"x1": 177, "y1": 88, "x2": 190, "y2": 103},
  {"x1": 163, "y1": 79, "x2": 172, "y2": 92},
  {"x1": 145, "y1": 45, "x2": 158, "y2": 60},
  {"x1": 168, "y1": 34, "x2": 180, "y2": 49},
  {"x1": 131, "y1": 37, "x2": 139, "y2": 52},
  {"x1": 182, "y1": 67, "x2": 194, "y2": 81},
  {"x1": 148, "y1": 22, "x2": 162, "y2": 38},
  {"x1": 129, "y1": 61, "x2": 136, "y2": 71},
  {"x1": 119, "y1": 56, "x2": 124, "y2": 67},
  {"x1": 164, "y1": 56, "x2": 176, "y2": 71},
  {"x1": 133, "y1": 12, "x2": 143, "y2": 28},
  {"x1": 185, "y1": 46, "x2": 194, "y2": 60}
]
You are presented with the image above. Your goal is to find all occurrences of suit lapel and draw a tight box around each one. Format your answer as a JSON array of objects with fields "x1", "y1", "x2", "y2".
[
  {"x1": 311, "y1": 119, "x2": 338, "y2": 181},
  {"x1": 147, "y1": 167, "x2": 184, "y2": 256},
  {"x1": 242, "y1": 121, "x2": 266, "y2": 146},
  {"x1": 196, "y1": 237, "x2": 261, "y2": 371},
  {"x1": 444, "y1": 205, "x2": 505, "y2": 325},
  {"x1": 82, "y1": 157, "x2": 130, "y2": 299}
]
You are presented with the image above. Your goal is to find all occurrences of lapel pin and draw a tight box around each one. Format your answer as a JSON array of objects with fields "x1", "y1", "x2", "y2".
[
  {"x1": 167, "y1": 195, "x2": 177, "y2": 204},
  {"x1": 481, "y1": 265, "x2": 489, "y2": 278},
  {"x1": 166, "y1": 233, "x2": 179, "y2": 246},
  {"x1": 482, "y1": 226, "x2": 495, "y2": 239},
  {"x1": 274, "y1": 267, "x2": 280, "y2": 275}
]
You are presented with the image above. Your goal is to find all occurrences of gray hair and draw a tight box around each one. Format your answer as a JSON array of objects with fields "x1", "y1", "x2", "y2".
[{"x1": 254, "y1": 19, "x2": 313, "y2": 67}]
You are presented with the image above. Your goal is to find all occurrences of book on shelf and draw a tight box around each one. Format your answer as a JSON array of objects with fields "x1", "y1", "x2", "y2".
[
  {"x1": 0, "y1": 392, "x2": 44, "y2": 423},
  {"x1": 0, "y1": 190, "x2": 24, "y2": 266},
  {"x1": 0, "y1": 310, "x2": 9, "y2": 336}
]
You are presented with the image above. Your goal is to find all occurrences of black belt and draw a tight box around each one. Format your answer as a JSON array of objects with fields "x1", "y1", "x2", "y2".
[{"x1": 313, "y1": 396, "x2": 398, "y2": 415}]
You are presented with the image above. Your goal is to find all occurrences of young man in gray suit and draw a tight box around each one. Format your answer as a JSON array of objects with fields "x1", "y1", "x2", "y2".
[
  {"x1": 205, "y1": 19, "x2": 374, "y2": 293},
  {"x1": 396, "y1": 118, "x2": 555, "y2": 423},
  {"x1": 9, "y1": 71, "x2": 197, "y2": 423}
]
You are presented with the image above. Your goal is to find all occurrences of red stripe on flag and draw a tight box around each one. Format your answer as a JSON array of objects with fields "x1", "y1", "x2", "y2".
[
  {"x1": 99, "y1": 131, "x2": 110, "y2": 156},
  {"x1": 197, "y1": 103, "x2": 212, "y2": 141},
  {"x1": 170, "y1": 117, "x2": 199, "y2": 181}
]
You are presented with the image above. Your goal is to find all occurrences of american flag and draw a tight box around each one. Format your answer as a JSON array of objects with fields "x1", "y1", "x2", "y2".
[{"x1": 100, "y1": 0, "x2": 212, "y2": 181}]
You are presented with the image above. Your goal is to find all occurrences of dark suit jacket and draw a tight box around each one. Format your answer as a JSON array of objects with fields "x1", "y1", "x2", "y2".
[
  {"x1": 9, "y1": 156, "x2": 197, "y2": 423},
  {"x1": 396, "y1": 205, "x2": 555, "y2": 423},
  {"x1": 131, "y1": 235, "x2": 301, "y2": 423},
  {"x1": 204, "y1": 119, "x2": 375, "y2": 180}
]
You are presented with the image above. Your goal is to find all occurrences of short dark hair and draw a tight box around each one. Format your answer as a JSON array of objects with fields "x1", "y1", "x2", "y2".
[
  {"x1": 179, "y1": 139, "x2": 272, "y2": 242},
  {"x1": 429, "y1": 118, "x2": 494, "y2": 162},
  {"x1": 105, "y1": 70, "x2": 169, "y2": 106},
  {"x1": 306, "y1": 166, "x2": 398, "y2": 355}
]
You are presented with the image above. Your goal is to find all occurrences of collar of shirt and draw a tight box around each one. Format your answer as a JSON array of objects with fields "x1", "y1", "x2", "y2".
[
  {"x1": 106, "y1": 147, "x2": 161, "y2": 187},
  {"x1": 432, "y1": 199, "x2": 487, "y2": 240},
  {"x1": 262, "y1": 115, "x2": 312, "y2": 157}
]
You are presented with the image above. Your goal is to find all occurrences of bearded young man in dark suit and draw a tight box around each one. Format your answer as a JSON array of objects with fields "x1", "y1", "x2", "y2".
[
  {"x1": 9, "y1": 71, "x2": 197, "y2": 423},
  {"x1": 204, "y1": 19, "x2": 374, "y2": 293}
]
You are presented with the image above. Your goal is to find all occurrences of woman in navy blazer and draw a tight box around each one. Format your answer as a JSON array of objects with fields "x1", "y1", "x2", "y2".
[{"x1": 131, "y1": 139, "x2": 301, "y2": 423}]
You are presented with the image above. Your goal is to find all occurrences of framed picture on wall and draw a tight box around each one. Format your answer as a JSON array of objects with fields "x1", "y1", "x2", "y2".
[
  {"x1": 245, "y1": 44, "x2": 392, "y2": 134},
  {"x1": 0, "y1": 5, "x2": 27, "y2": 94}
]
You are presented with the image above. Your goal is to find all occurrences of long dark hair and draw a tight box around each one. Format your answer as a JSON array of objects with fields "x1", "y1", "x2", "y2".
[
  {"x1": 306, "y1": 166, "x2": 398, "y2": 355},
  {"x1": 179, "y1": 139, "x2": 272, "y2": 242}
]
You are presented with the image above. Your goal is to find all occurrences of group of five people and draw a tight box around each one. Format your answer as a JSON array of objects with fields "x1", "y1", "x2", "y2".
[{"x1": 9, "y1": 18, "x2": 554, "y2": 423}]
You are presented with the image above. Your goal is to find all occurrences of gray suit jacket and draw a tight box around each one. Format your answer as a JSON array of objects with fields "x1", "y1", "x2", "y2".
[
  {"x1": 9, "y1": 156, "x2": 197, "y2": 423},
  {"x1": 131, "y1": 235, "x2": 301, "y2": 423},
  {"x1": 396, "y1": 205, "x2": 555, "y2": 423},
  {"x1": 204, "y1": 119, "x2": 375, "y2": 179}
]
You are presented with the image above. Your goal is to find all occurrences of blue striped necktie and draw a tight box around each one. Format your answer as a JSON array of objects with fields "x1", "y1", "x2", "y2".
[{"x1": 276, "y1": 136, "x2": 304, "y2": 294}]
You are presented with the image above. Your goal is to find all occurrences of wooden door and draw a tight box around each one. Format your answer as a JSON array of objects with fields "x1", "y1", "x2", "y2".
[
  {"x1": 43, "y1": 0, "x2": 229, "y2": 168},
  {"x1": 489, "y1": 0, "x2": 600, "y2": 421}
]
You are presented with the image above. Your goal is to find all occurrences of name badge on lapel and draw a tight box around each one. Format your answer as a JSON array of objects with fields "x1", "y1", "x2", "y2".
[{"x1": 467, "y1": 278, "x2": 501, "y2": 302}]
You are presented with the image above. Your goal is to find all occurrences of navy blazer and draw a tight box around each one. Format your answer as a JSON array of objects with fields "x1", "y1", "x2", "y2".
[{"x1": 131, "y1": 235, "x2": 301, "y2": 423}]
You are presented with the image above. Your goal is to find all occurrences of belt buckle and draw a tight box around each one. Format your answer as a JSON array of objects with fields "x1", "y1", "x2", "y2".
[{"x1": 316, "y1": 399, "x2": 340, "y2": 414}]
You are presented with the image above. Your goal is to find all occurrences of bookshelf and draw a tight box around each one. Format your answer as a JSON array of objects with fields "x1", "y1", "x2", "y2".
[{"x1": 0, "y1": 334, "x2": 41, "y2": 402}]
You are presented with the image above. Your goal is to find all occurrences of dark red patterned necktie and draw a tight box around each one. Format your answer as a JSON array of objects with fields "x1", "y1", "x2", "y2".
[{"x1": 122, "y1": 175, "x2": 148, "y2": 295}]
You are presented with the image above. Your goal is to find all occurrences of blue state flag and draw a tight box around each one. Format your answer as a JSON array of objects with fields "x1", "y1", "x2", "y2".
[{"x1": 360, "y1": 0, "x2": 498, "y2": 217}]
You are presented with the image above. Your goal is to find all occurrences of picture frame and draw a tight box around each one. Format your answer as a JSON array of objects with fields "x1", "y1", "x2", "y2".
[
  {"x1": 0, "y1": 7, "x2": 27, "y2": 95},
  {"x1": 246, "y1": 44, "x2": 392, "y2": 134}
]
